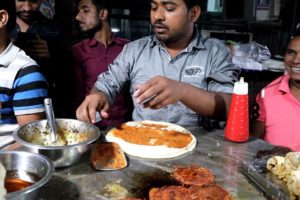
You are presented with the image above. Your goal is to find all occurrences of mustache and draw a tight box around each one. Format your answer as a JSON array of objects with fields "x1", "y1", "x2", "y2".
[
  {"x1": 17, "y1": 11, "x2": 36, "y2": 20},
  {"x1": 152, "y1": 21, "x2": 168, "y2": 29},
  {"x1": 17, "y1": 11, "x2": 35, "y2": 15},
  {"x1": 78, "y1": 21, "x2": 85, "y2": 26}
]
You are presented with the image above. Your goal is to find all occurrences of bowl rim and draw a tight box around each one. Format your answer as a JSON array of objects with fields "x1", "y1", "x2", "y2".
[
  {"x1": 12, "y1": 119, "x2": 101, "y2": 149},
  {"x1": 0, "y1": 150, "x2": 54, "y2": 197}
]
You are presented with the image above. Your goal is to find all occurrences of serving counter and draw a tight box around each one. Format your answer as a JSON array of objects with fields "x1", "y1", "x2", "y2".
[{"x1": 6, "y1": 127, "x2": 271, "y2": 200}]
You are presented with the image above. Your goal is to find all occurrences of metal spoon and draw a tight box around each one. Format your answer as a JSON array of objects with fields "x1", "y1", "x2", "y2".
[{"x1": 44, "y1": 98, "x2": 57, "y2": 142}]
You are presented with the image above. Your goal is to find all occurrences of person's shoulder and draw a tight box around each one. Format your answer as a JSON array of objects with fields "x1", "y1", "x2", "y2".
[
  {"x1": 115, "y1": 37, "x2": 130, "y2": 45},
  {"x1": 124, "y1": 36, "x2": 153, "y2": 48},
  {"x1": 72, "y1": 38, "x2": 90, "y2": 49},
  {"x1": 260, "y1": 75, "x2": 286, "y2": 96},
  {"x1": 31, "y1": 13, "x2": 65, "y2": 36},
  {"x1": 8, "y1": 45, "x2": 37, "y2": 68},
  {"x1": 265, "y1": 75, "x2": 285, "y2": 88},
  {"x1": 202, "y1": 37, "x2": 226, "y2": 48}
]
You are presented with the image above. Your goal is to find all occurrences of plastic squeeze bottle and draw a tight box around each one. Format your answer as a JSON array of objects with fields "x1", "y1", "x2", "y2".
[{"x1": 224, "y1": 77, "x2": 249, "y2": 142}]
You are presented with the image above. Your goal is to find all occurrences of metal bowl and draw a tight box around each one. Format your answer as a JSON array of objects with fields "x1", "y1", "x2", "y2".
[
  {"x1": 0, "y1": 151, "x2": 54, "y2": 200},
  {"x1": 13, "y1": 119, "x2": 101, "y2": 168}
]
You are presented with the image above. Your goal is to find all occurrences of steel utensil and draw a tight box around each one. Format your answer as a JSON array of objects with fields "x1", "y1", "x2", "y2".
[
  {"x1": 44, "y1": 98, "x2": 57, "y2": 143},
  {"x1": 0, "y1": 151, "x2": 54, "y2": 200}
]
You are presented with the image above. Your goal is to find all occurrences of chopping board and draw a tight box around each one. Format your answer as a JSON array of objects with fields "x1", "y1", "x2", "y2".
[{"x1": 241, "y1": 157, "x2": 290, "y2": 200}]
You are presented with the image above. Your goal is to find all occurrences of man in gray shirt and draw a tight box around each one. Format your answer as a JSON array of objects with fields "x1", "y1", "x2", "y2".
[{"x1": 76, "y1": 0, "x2": 240, "y2": 126}]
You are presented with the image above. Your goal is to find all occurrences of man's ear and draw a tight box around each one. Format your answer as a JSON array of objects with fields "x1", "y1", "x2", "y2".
[
  {"x1": 0, "y1": 10, "x2": 9, "y2": 29},
  {"x1": 189, "y1": 6, "x2": 201, "y2": 23},
  {"x1": 99, "y1": 8, "x2": 109, "y2": 21}
]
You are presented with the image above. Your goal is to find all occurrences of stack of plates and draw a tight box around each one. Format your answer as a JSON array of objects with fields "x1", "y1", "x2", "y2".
[{"x1": 262, "y1": 59, "x2": 285, "y2": 72}]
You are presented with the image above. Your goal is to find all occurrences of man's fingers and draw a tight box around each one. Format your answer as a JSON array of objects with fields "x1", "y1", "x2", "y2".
[
  {"x1": 99, "y1": 102, "x2": 109, "y2": 119},
  {"x1": 76, "y1": 105, "x2": 91, "y2": 123},
  {"x1": 88, "y1": 107, "x2": 97, "y2": 124}
]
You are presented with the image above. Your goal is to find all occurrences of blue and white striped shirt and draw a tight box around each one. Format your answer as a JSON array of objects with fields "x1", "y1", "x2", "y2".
[{"x1": 0, "y1": 43, "x2": 48, "y2": 124}]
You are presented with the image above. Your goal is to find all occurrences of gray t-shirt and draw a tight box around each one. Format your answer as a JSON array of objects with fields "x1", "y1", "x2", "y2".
[{"x1": 95, "y1": 32, "x2": 240, "y2": 125}]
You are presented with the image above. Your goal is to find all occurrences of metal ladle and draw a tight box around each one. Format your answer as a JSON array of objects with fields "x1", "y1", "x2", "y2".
[{"x1": 44, "y1": 98, "x2": 57, "y2": 143}]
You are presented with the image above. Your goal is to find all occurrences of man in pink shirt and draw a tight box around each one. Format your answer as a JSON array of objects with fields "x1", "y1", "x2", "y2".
[
  {"x1": 251, "y1": 33, "x2": 300, "y2": 151},
  {"x1": 71, "y1": 0, "x2": 131, "y2": 128}
]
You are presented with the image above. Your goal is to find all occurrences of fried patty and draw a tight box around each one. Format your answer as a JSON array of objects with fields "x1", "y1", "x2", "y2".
[
  {"x1": 190, "y1": 184, "x2": 233, "y2": 200},
  {"x1": 172, "y1": 165, "x2": 214, "y2": 187},
  {"x1": 149, "y1": 185, "x2": 195, "y2": 200},
  {"x1": 149, "y1": 184, "x2": 233, "y2": 200}
]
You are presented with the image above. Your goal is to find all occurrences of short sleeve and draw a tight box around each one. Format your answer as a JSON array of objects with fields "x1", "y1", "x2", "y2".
[{"x1": 13, "y1": 65, "x2": 48, "y2": 116}]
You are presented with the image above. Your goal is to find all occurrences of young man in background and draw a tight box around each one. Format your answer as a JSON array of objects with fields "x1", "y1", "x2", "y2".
[
  {"x1": 72, "y1": 0, "x2": 131, "y2": 128},
  {"x1": 11, "y1": 0, "x2": 72, "y2": 118}
]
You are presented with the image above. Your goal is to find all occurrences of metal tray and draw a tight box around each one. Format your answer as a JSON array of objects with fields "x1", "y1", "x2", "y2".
[{"x1": 241, "y1": 158, "x2": 290, "y2": 200}]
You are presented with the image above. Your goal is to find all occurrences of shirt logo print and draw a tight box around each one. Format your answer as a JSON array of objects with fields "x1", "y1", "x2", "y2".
[{"x1": 184, "y1": 65, "x2": 204, "y2": 77}]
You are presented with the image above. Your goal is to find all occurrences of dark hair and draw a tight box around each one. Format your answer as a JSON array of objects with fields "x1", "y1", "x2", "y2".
[
  {"x1": 294, "y1": 26, "x2": 300, "y2": 37},
  {"x1": 76, "y1": 0, "x2": 111, "y2": 18},
  {"x1": 0, "y1": 0, "x2": 16, "y2": 32},
  {"x1": 183, "y1": 0, "x2": 203, "y2": 9},
  {"x1": 91, "y1": 0, "x2": 110, "y2": 11}
]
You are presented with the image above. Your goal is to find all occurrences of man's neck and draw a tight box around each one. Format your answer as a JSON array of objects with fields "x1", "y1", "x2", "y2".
[
  {"x1": 0, "y1": 31, "x2": 9, "y2": 54},
  {"x1": 16, "y1": 17, "x2": 30, "y2": 32},
  {"x1": 163, "y1": 27, "x2": 195, "y2": 58},
  {"x1": 94, "y1": 23, "x2": 113, "y2": 48},
  {"x1": 290, "y1": 79, "x2": 300, "y2": 102}
]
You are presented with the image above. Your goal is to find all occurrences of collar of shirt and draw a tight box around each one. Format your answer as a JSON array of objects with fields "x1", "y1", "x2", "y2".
[
  {"x1": 278, "y1": 74, "x2": 290, "y2": 94},
  {"x1": 0, "y1": 42, "x2": 19, "y2": 68},
  {"x1": 150, "y1": 29, "x2": 207, "y2": 51},
  {"x1": 87, "y1": 36, "x2": 128, "y2": 48}
]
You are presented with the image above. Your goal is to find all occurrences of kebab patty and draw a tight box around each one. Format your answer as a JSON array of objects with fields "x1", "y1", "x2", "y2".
[
  {"x1": 149, "y1": 184, "x2": 233, "y2": 200},
  {"x1": 149, "y1": 185, "x2": 194, "y2": 200},
  {"x1": 172, "y1": 165, "x2": 214, "y2": 187}
]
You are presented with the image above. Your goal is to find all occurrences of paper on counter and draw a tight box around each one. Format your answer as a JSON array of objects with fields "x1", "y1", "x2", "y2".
[
  {"x1": 0, "y1": 136, "x2": 14, "y2": 149},
  {"x1": 0, "y1": 124, "x2": 18, "y2": 135}
]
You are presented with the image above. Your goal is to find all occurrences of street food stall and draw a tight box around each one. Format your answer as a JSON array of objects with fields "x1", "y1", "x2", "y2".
[{"x1": 3, "y1": 126, "x2": 288, "y2": 200}]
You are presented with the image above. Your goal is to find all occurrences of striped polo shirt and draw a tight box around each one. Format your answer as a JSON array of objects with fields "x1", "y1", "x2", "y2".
[{"x1": 0, "y1": 42, "x2": 48, "y2": 124}]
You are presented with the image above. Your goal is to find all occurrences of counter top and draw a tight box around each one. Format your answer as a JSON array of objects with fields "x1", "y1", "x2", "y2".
[{"x1": 7, "y1": 127, "x2": 272, "y2": 199}]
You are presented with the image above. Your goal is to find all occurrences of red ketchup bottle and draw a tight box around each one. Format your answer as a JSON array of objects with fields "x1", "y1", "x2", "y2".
[{"x1": 225, "y1": 77, "x2": 249, "y2": 142}]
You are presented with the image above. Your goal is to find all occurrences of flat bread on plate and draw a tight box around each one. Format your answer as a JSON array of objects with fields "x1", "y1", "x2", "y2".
[{"x1": 106, "y1": 120, "x2": 196, "y2": 159}]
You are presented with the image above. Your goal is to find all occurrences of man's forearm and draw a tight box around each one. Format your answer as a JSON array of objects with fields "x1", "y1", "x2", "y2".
[{"x1": 179, "y1": 83, "x2": 232, "y2": 120}]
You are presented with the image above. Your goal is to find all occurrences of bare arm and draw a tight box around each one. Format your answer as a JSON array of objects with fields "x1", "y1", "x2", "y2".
[
  {"x1": 16, "y1": 112, "x2": 45, "y2": 126},
  {"x1": 134, "y1": 76, "x2": 231, "y2": 120}
]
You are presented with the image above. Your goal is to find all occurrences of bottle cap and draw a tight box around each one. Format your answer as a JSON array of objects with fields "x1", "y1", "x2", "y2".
[{"x1": 233, "y1": 77, "x2": 248, "y2": 95}]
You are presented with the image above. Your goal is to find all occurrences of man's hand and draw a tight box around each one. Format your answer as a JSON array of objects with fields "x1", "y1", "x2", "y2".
[
  {"x1": 133, "y1": 76, "x2": 184, "y2": 109},
  {"x1": 133, "y1": 76, "x2": 231, "y2": 119},
  {"x1": 26, "y1": 36, "x2": 50, "y2": 59},
  {"x1": 76, "y1": 89, "x2": 110, "y2": 123}
]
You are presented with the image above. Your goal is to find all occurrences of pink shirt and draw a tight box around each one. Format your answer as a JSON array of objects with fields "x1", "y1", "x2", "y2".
[{"x1": 256, "y1": 75, "x2": 300, "y2": 150}]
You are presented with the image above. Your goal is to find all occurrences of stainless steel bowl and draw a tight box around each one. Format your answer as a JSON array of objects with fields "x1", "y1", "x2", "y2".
[
  {"x1": 13, "y1": 119, "x2": 101, "y2": 168},
  {"x1": 0, "y1": 151, "x2": 54, "y2": 200}
]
